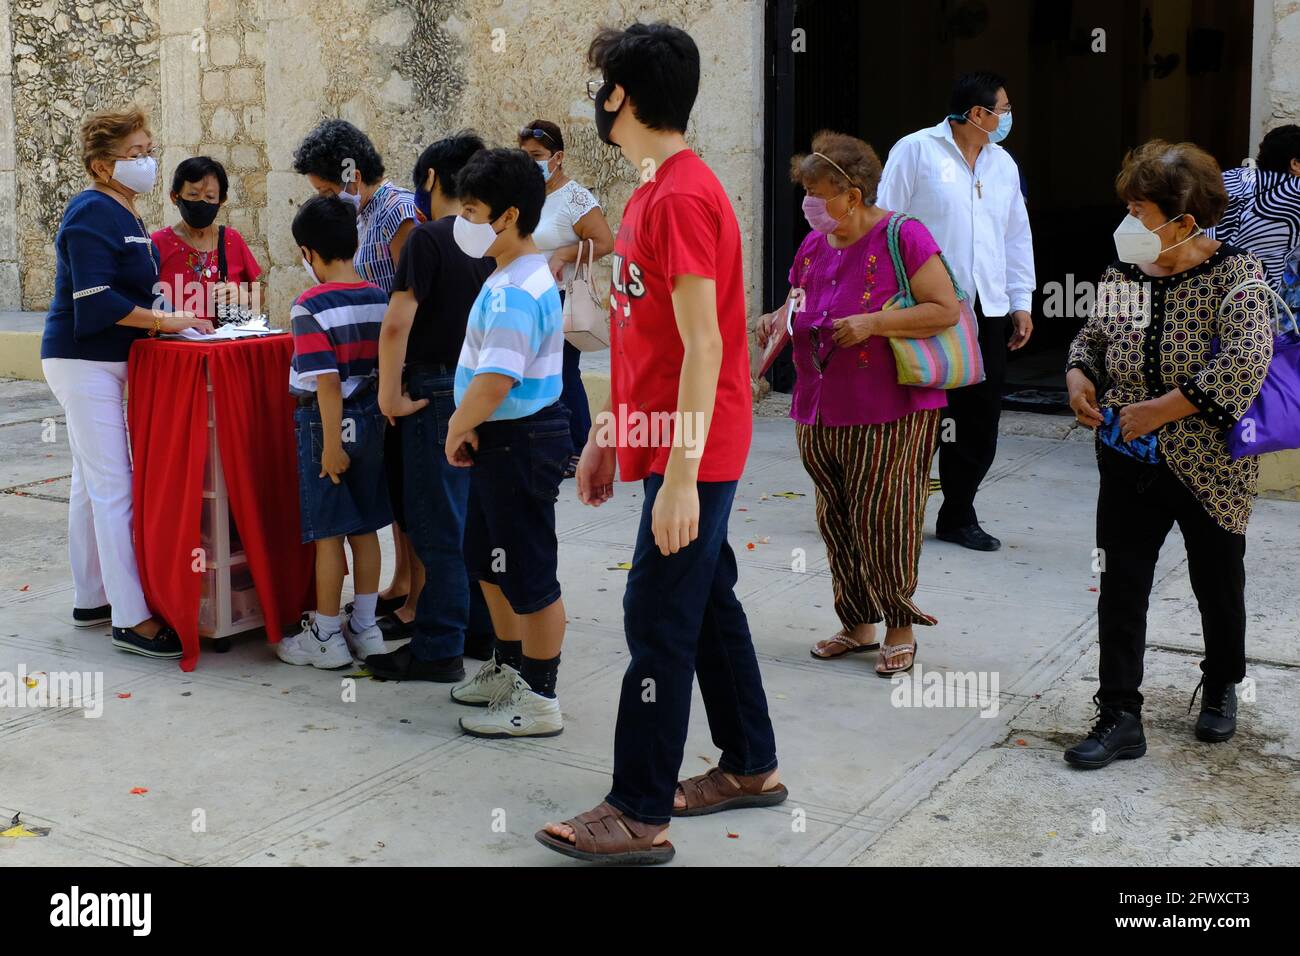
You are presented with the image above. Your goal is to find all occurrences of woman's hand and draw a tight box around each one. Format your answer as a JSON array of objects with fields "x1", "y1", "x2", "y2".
[
  {"x1": 1066, "y1": 368, "x2": 1103, "y2": 429},
  {"x1": 831, "y1": 312, "x2": 877, "y2": 348},
  {"x1": 549, "y1": 252, "x2": 568, "y2": 284},
  {"x1": 756, "y1": 309, "x2": 777, "y2": 347},
  {"x1": 1119, "y1": 400, "x2": 1169, "y2": 442},
  {"x1": 160, "y1": 312, "x2": 215, "y2": 335},
  {"x1": 576, "y1": 441, "x2": 616, "y2": 506}
]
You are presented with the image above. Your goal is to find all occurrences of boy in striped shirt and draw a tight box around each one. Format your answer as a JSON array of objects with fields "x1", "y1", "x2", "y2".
[
  {"x1": 443, "y1": 148, "x2": 572, "y2": 738},
  {"x1": 279, "y1": 195, "x2": 392, "y2": 669}
]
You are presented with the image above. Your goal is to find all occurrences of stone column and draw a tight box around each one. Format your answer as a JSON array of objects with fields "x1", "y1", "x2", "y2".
[{"x1": 0, "y1": 0, "x2": 20, "y2": 308}]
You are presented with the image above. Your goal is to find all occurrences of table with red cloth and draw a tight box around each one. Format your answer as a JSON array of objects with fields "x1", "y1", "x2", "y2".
[{"x1": 127, "y1": 335, "x2": 313, "y2": 671}]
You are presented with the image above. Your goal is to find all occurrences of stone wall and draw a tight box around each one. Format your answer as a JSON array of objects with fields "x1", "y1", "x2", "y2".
[
  {"x1": 3, "y1": 0, "x2": 766, "y2": 320},
  {"x1": 11, "y1": 0, "x2": 161, "y2": 310}
]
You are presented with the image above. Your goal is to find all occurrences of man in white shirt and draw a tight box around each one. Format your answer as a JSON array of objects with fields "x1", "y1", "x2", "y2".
[{"x1": 877, "y1": 71, "x2": 1035, "y2": 552}]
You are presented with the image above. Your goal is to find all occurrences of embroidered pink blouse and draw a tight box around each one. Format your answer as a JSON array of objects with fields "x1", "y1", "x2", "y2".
[{"x1": 786, "y1": 216, "x2": 947, "y2": 426}]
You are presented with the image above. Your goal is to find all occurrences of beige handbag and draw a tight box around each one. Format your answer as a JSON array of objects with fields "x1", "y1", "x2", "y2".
[{"x1": 562, "y1": 238, "x2": 610, "y2": 351}]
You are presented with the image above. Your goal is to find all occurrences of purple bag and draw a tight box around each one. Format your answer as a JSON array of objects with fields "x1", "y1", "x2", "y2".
[{"x1": 1216, "y1": 280, "x2": 1300, "y2": 459}]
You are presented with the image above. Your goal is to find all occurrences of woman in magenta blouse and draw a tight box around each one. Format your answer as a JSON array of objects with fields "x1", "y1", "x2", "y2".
[{"x1": 760, "y1": 130, "x2": 959, "y2": 676}]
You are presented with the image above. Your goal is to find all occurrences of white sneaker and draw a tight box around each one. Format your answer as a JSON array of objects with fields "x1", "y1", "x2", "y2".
[
  {"x1": 276, "y1": 621, "x2": 353, "y2": 669},
  {"x1": 342, "y1": 616, "x2": 385, "y2": 661},
  {"x1": 451, "y1": 655, "x2": 518, "y2": 706},
  {"x1": 458, "y1": 674, "x2": 563, "y2": 738}
]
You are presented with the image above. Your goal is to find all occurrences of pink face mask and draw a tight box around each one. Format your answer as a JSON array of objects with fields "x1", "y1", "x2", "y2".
[{"x1": 802, "y1": 193, "x2": 845, "y2": 234}]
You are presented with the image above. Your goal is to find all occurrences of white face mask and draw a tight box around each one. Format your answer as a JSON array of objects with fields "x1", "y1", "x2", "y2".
[
  {"x1": 1113, "y1": 213, "x2": 1199, "y2": 264},
  {"x1": 337, "y1": 184, "x2": 361, "y2": 211},
  {"x1": 302, "y1": 257, "x2": 320, "y2": 283},
  {"x1": 453, "y1": 213, "x2": 500, "y2": 259},
  {"x1": 537, "y1": 158, "x2": 554, "y2": 183},
  {"x1": 113, "y1": 156, "x2": 157, "y2": 194}
]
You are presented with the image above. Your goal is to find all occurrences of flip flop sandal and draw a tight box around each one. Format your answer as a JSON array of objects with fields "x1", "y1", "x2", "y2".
[
  {"x1": 810, "y1": 630, "x2": 881, "y2": 660},
  {"x1": 875, "y1": 638, "x2": 918, "y2": 677},
  {"x1": 673, "y1": 766, "x2": 789, "y2": 817},
  {"x1": 535, "y1": 802, "x2": 674, "y2": 865}
]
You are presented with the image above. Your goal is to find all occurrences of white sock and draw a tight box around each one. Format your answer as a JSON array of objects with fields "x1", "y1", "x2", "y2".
[
  {"x1": 315, "y1": 613, "x2": 341, "y2": 637},
  {"x1": 351, "y1": 593, "x2": 378, "y2": 630}
]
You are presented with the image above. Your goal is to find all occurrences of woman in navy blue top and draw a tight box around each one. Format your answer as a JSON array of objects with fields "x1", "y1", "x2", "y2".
[{"x1": 41, "y1": 107, "x2": 212, "y2": 661}]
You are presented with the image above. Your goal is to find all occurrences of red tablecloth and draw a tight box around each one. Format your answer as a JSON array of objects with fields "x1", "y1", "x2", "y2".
[{"x1": 127, "y1": 335, "x2": 313, "y2": 670}]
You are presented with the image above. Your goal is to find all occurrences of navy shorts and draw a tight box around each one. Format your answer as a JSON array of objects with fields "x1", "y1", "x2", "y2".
[
  {"x1": 295, "y1": 391, "x2": 393, "y2": 543},
  {"x1": 463, "y1": 402, "x2": 572, "y2": 614}
]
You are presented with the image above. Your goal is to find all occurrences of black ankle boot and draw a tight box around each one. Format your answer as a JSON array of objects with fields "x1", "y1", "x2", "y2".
[
  {"x1": 1064, "y1": 706, "x2": 1146, "y2": 769},
  {"x1": 1191, "y1": 678, "x2": 1237, "y2": 743}
]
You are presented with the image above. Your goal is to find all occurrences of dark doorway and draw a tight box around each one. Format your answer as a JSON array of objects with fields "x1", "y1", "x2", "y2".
[{"x1": 763, "y1": 0, "x2": 1256, "y2": 405}]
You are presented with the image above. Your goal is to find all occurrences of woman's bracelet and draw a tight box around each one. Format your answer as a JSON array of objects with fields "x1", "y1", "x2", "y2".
[{"x1": 149, "y1": 313, "x2": 162, "y2": 337}]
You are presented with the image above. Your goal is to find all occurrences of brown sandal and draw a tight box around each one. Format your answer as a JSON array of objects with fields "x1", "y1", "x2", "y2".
[
  {"x1": 875, "y1": 638, "x2": 918, "y2": 677},
  {"x1": 810, "y1": 630, "x2": 881, "y2": 660},
  {"x1": 673, "y1": 767, "x2": 789, "y2": 817},
  {"x1": 535, "y1": 802, "x2": 675, "y2": 865}
]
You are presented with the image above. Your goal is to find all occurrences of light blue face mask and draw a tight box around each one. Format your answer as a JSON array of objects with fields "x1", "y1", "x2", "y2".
[
  {"x1": 956, "y1": 107, "x2": 1013, "y2": 143},
  {"x1": 536, "y1": 158, "x2": 554, "y2": 183}
]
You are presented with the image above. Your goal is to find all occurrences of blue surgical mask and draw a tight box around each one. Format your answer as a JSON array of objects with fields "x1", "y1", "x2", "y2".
[
  {"x1": 968, "y1": 107, "x2": 1012, "y2": 143},
  {"x1": 536, "y1": 158, "x2": 554, "y2": 183}
]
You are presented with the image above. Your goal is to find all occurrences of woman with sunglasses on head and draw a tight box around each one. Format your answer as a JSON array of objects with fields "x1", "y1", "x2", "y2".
[
  {"x1": 758, "y1": 130, "x2": 959, "y2": 677},
  {"x1": 518, "y1": 120, "x2": 615, "y2": 476},
  {"x1": 41, "y1": 107, "x2": 213, "y2": 661},
  {"x1": 153, "y1": 155, "x2": 262, "y2": 322}
]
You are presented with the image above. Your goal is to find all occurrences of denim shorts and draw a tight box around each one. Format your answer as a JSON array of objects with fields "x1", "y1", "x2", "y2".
[
  {"x1": 295, "y1": 391, "x2": 393, "y2": 543},
  {"x1": 463, "y1": 401, "x2": 572, "y2": 614}
]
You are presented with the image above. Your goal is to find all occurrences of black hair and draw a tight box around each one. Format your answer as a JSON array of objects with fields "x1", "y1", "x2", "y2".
[
  {"x1": 1257, "y1": 124, "x2": 1300, "y2": 175},
  {"x1": 291, "y1": 195, "x2": 359, "y2": 263},
  {"x1": 412, "y1": 131, "x2": 487, "y2": 199},
  {"x1": 587, "y1": 22, "x2": 699, "y2": 133},
  {"x1": 948, "y1": 71, "x2": 1007, "y2": 122},
  {"x1": 292, "y1": 118, "x2": 385, "y2": 186},
  {"x1": 171, "y1": 155, "x2": 228, "y2": 201},
  {"x1": 455, "y1": 148, "x2": 545, "y2": 237},
  {"x1": 518, "y1": 119, "x2": 564, "y2": 154}
]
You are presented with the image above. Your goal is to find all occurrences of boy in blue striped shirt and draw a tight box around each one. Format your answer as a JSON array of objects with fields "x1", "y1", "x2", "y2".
[{"x1": 444, "y1": 148, "x2": 572, "y2": 738}]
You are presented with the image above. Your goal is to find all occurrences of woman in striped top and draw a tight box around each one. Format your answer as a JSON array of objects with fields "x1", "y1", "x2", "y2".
[
  {"x1": 1211, "y1": 124, "x2": 1300, "y2": 305},
  {"x1": 293, "y1": 119, "x2": 420, "y2": 632}
]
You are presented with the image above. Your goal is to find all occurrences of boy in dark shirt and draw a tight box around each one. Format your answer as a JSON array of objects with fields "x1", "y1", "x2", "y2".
[{"x1": 370, "y1": 132, "x2": 495, "y2": 684}]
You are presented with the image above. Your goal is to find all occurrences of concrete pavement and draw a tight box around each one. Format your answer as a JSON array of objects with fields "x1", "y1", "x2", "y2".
[{"x1": 1, "y1": 377, "x2": 1296, "y2": 866}]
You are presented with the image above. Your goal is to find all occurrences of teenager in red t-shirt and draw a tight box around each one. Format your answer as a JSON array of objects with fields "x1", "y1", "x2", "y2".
[
  {"x1": 152, "y1": 156, "x2": 262, "y2": 320},
  {"x1": 538, "y1": 23, "x2": 783, "y2": 866}
]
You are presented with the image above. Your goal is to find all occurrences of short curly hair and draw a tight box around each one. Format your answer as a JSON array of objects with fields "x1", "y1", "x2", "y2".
[
  {"x1": 292, "y1": 119, "x2": 385, "y2": 187},
  {"x1": 789, "y1": 130, "x2": 882, "y2": 204},
  {"x1": 1115, "y1": 139, "x2": 1227, "y2": 228},
  {"x1": 81, "y1": 107, "x2": 151, "y2": 177}
]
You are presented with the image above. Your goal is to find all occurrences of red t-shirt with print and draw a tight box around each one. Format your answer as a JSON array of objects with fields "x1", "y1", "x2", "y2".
[
  {"x1": 152, "y1": 225, "x2": 262, "y2": 319},
  {"x1": 608, "y1": 149, "x2": 752, "y2": 483}
]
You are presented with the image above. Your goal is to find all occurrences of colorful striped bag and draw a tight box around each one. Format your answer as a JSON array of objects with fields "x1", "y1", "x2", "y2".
[{"x1": 881, "y1": 212, "x2": 985, "y2": 389}]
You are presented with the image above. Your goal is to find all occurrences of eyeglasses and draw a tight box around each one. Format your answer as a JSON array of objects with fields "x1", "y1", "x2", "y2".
[
  {"x1": 113, "y1": 147, "x2": 159, "y2": 161},
  {"x1": 520, "y1": 127, "x2": 558, "y2": 149},
  {"x1": 586, "y1": 79, "x2": 605, "y2": 101}
]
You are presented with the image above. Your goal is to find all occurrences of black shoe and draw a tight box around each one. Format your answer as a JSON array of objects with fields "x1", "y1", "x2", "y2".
[
  {"x1": 376, "y1": 613, "x2": 415, "y2": 640},
  {"x1": 936, "y1": 523, "x2": 1002, "y2": 552},
  {"x1": 1190, "y1": 678, "x2": 1237, "y2": 743},
  {"x1": 365, "y1": 644, "x2": 465, "y2": 683},
  {"x1": 464, "y1": 630, "x2": 496, "y2": 661},
  {"x1": 73, "y1": 604, "x2": 112, "y2": 628},
  {"x1": 1063, "y1": 707, "x2": 1146, "y2": 768},
  {"x1": 112, "y1": 624, "x2": 183, "y2": 660}
]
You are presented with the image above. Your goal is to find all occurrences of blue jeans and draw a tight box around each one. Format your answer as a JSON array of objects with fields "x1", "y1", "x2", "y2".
[
  {"x1": 294, "y1": 391, "x2": 392, "y2": 543},
  {"x1": 401, "y1": 368, "x2": 470, "y2": 661},
  {"x1": 606, "y1": 474, "x2": 779, "y2": 824}
]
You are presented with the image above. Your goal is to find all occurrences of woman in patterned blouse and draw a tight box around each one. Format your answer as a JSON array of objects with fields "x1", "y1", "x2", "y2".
[
  {"x1": 293, "y1": 120, "x2": 420, "y2": 635},
  {"x1": 1063, "y1": 140, "x2": 1273, "y2": 769}
]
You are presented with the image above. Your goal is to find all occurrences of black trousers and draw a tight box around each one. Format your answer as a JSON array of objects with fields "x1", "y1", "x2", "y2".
[
  {"x1": 936, "y1": 311, "x2": 1009, "y2": 532},
  {"x1": 1095, "y1": 445, "x2": 1247, "y2": 714}
]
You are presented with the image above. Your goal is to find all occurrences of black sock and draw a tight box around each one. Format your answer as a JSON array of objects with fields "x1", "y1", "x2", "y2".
[
  {"x1": 520, "y1": 653, "x2": 560, "y2": 698},
  {"x1": 494, "y1": 638, "x2": 523, "y2": 671}
]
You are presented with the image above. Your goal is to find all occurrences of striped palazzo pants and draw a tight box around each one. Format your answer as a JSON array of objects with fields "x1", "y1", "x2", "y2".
[{"x1": 795, "y1": 409, "x2": 941, "y2": 630}]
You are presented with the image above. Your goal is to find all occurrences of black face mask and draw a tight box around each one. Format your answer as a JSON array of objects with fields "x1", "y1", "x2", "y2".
[
  {"x1": 594, "y1": 81, "x2": 621, "y2": 146},
  {"x1": 177, "y1": 197, "x2": 220, "y2": 229}
]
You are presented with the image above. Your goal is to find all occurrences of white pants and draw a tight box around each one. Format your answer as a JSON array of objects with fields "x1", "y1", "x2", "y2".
[{"x1": 42, "y1": 358, "x2": 151, "y2": 628}]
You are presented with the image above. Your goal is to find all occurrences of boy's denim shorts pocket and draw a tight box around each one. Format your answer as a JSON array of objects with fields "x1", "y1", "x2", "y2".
[{"x1": 528, "y1": 427, "x2": 572, "y2": 502}]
